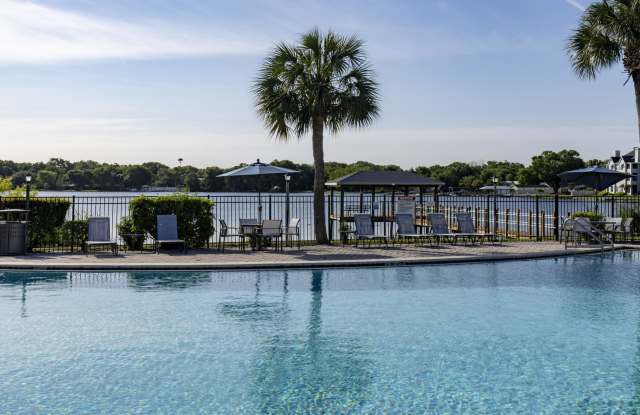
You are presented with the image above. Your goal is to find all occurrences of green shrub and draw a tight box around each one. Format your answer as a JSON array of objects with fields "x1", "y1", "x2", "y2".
[
  {"x1": 571, "y1": 211, "x2": 604, "y2": 222},
  {"x1": 59, "y1": 219, "x2": 88, "y2": 247},
  {"x1": 0, "y1": 198, "x2": 70, "y2": 248},
  {"x1": 117, "y1": 216, "x2": 145, "y2": 250},
  {"x1": 129, "y1": 195, "x2": 214, "y2": 248}
]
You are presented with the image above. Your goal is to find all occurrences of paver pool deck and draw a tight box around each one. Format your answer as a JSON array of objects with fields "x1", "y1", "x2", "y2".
[{"x1": 0, "y1": 242, "x2": 630, "y2": 270}]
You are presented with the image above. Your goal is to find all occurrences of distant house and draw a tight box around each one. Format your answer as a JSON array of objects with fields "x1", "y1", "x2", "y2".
[
  {"x1": 479, "y1": 181, "x2": 554, "y2": 196},
  {"x1": 607, "y1": 148, "x2": 640, "y2": 194},
  {"x1": 479, "y1": 182, "x2": 516, "y2": 196},
  {"x1": 513, "y1": 183, "x2": 554, "y2": 196}
]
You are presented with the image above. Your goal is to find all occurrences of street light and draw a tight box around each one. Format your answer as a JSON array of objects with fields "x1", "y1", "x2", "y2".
[
  {"x1": 491, "y1": 176, "x2": 498, "y2": 235},
  {"x1": 25, "y1": 174, "x2": 32, "y2": 211},
  {"x1": 25, "y1": 174, "x2": 32, "y2": 254},
  {"x1": 284, "y1": 175, "x2": 291, "y2": 242},
  {"x1": 177, "y1": 158, "x2": 184, "y2": 190}
]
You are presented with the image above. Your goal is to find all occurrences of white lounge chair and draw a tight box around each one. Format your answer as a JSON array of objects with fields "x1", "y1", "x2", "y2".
[
  {"x1": 428, "y1": 213, "x2": 477, "y2": 245},
  {"x1": 455, "y1": 212, "x2": 496, "y2": 244},
  {"x1": 394, "y1": 214, "x2": 431, "y2": 245},
  {"x1": 85, "y1": 217, "x2": 118, "y2": 255},
  {"x1": 155, "y1": 214, "x2": 186, "y2": 253},
  {"x1": 283, "y1": 218, "x2": 301, "y2": 249}
]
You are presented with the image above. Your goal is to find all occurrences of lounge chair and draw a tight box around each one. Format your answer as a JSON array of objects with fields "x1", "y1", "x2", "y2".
[
  {"x1": 217, "y1": 219, "x2": 248, "y2": 252},
  {"x1": 155, "y1": 214, "x2": 186, "y2": 253},
  {"x1": 427, "y1": 213, "x2": 477, "y2": 245},
  {"x1": 394, "y1": 214, "x2": 431, "y2": 245},
  {"x1": 455, "y1": 212, "x2": 496, "y2": 244},
  {"x1": 602, "y1": 217, "x2": 633, "y2": 241},
  {"x1": 353, "y1": 214, "x2": 388, "y2": 247},
  {"x1": 283, "y1": 218, "x2": 301, "y2": 249},
  {"x1": 564, "y1": 217, "x2": 612, "y2": 250},
  {"x1": 84, "y1": 217, "x2": 118, "y2": 255},
  {"x1": 261, "y1": 219, "x2": 283, "y2": 251}
]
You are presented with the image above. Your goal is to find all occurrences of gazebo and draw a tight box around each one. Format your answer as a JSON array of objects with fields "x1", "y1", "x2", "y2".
[{"x1": 325, "y1": 171, "x2": 443, "y2": 239}]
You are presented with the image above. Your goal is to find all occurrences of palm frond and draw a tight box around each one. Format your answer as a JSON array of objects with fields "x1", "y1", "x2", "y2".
[
  {"x1": 253, "y1": 29, "x2": 379, "y2": 140},
  {"x1": 567, "y1": 1, "x2": 624, "y2": 79}
]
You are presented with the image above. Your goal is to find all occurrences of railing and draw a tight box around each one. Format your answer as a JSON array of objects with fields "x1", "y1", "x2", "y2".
[{"x1": 1, "y1": 193, "x2": 639, "y2": 253}]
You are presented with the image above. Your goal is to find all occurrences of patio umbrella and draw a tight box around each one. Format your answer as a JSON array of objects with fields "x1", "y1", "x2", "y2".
[
  {"x1": 217, "y1": 159, "x2": 298, "y2": 222},
  {"x1": 558, "y1": 166, "x2": 631, "y2": 191}
]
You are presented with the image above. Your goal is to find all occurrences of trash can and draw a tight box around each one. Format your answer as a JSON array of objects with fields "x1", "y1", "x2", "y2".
[{"x1": 0, "y1": 209, "x2": 29, "y2": 255}]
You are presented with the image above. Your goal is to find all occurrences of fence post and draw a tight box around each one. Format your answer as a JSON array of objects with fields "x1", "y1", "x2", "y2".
[
  {"x1": 485, "y1": 195, "x2": 490, "y2": 233},
  {"x1": 505, "y1": 208, "x2": 510, "y2": 239},
  {"x1": 611, "y1": 195, "x2": 615, "y2": 217},
  {"x1": 493, "y1": 200, "x2": 498, "y2": 237},
  {"x1": 516, "y1": 208, "x2": 521, "y2": 239},
  {"x1": 553, "y1": 192, "x2": 560, "y2": 241},
  {"x1": 268, "y1": 194, "x2": 272, "y2": 220},
  {"x1": 535, "y1": 195, "x2": 540, "y2": 241},
  {"x1": 528, "y1": 210, "x2": 532, "y2": 239},
  {"x1": 71, "y1": 195, "x2": 76, "y2": 252}
]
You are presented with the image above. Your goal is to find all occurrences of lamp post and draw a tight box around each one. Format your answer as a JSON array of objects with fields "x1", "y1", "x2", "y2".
[
  {"x1": 25, "y1": 174, "x2": 32, "y2": 254},
  {"x1": 177, "y1": 158, "x2": 184, "y2": 190},
  {"x1": 25, "y1": 174, "x2": 32, "y2": 211},
  {"x1": 284, "y1": 174, "x2": 291, "y2": 243}
]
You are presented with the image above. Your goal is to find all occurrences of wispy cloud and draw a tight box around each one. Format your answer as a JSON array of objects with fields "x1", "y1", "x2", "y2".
[
  {"x1": 0, "y1": 1, "x2": 266, "y2": 64},
  {"x1": 565, "y1": 0, "x2": 586, "y2": 11}
]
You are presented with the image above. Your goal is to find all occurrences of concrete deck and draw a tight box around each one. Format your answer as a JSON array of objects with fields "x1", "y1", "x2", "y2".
[{"x1": 0, "y1": 242, "x2": 629, "y2": 270}]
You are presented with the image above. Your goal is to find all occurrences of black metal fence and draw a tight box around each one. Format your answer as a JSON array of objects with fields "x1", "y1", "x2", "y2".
[{"x1": 4, "y1": 193, "x2": 640, "y2": 253}]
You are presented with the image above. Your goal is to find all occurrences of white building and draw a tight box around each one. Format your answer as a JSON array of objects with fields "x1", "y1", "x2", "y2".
[{"x1": 607, "y1": 148, "x2": 640, "y2": 194}]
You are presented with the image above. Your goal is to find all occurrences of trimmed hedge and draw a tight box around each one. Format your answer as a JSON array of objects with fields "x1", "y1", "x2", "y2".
[
  {"x1": 129, "y1": 195, "x2": 214, "y2": 248},
  {"x1": 0, "y1": 198, "x2": 70, "y2": 248},
  {"x1": 59, "y1": 219, "x2": 88, "y2": 247}
]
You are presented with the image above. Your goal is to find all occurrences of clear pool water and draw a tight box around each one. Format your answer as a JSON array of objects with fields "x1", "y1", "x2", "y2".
[{"x1": 2, "y1": 252, "x2": 640, "y2": 413}]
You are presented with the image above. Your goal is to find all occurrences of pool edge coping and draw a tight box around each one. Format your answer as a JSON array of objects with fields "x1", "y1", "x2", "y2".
[{"x1": 0, "y1": 245, "x2": 634, "y2": 271}]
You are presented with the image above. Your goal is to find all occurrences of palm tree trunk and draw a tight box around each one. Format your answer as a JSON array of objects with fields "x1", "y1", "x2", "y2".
[
  {"x1": 634, "y1": 72, "x2": 640, "y2": 144},
  {"x1": 312, "y1": 117, "x2": 329, "y2": 244}
]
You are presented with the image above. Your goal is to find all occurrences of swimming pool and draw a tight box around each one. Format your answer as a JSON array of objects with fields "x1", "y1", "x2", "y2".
[{"x1": 1, "y1": 252, "x2": 639, "y2": 413}]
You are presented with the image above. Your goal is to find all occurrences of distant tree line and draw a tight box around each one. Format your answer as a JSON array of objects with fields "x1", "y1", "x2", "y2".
[{"x1": 0, "y1": 150, "x2": 605, "y2": 192}]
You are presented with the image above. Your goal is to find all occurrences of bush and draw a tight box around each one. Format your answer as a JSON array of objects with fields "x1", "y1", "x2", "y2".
[
  {"x1": 117, "y1": 216, "x2": 145, "y2": 250},
  {"x1": 571, "y1": 211, "x2": 604, "y2": 222},
  {"x1": 129, "y1": 195, "x2": 214, "y2": 248},
  {"x1": 59, "y1": 220, "x2": 88, "y2": 247},
  {"x1": 0, "y1": 198, "x2": 70, "y2": 248}
]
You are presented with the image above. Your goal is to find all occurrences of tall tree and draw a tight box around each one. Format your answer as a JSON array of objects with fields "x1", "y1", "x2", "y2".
[
  {"x1": 253, "y1": 29, "x2": 380, "y2": 243},
  {"x1": 567, "y1": 0, "x2": 640, "y2": 141}
]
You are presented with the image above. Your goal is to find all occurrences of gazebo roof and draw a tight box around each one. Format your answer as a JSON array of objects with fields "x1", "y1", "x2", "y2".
[{"x1": 325, "y1": 171, "x2": 443, "y2": 188}]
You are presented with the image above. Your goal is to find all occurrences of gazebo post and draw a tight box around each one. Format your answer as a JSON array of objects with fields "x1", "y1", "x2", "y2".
[
  {"x1": 433, "y1": 186, "x2": 440, "y2": 213},
  {"x1": 419, "y1": 187, "x2": 424, "y2": 234},
  {"x1": 390, "y1": 186, "x2": 396, "y2": 237},
  {"x1": 359, "y1": 187, "x2": 364, "y2": 213},
  {"x1": 370, "y1": 186, "x2": 375, "y2": 216},
  {"x1": 328, "y1": 188, "x2": 335, "y2": 242}
]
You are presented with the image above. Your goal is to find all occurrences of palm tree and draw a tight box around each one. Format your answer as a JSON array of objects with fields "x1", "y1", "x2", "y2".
[
  {"x1": 567, "y1": 0, "x2": 640, "y2": 142},
  {"x1": 253, "y1": 29, "x2": 380, "y2": 244}
]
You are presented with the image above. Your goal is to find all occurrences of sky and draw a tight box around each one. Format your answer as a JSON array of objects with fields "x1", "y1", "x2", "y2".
[{"x1": 0, "y1": 0, "x2": 636, "y2": 168}]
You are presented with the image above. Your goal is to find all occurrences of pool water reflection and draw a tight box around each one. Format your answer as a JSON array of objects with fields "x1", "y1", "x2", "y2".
[{"x1": 2, "y1": 252, "x2": 640, "y2": 413}]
